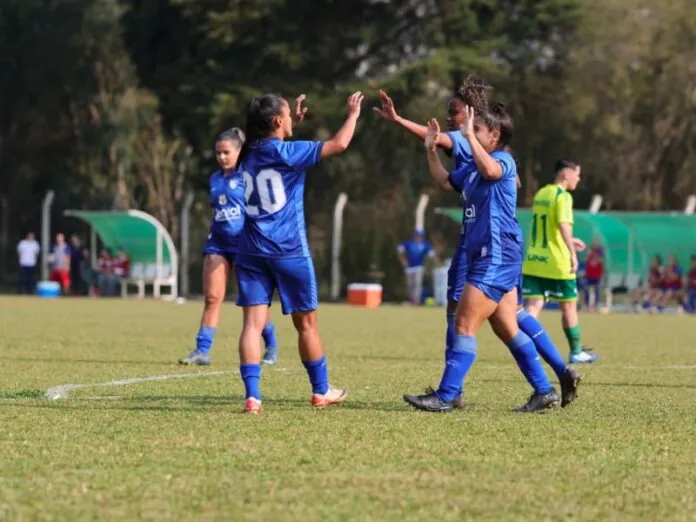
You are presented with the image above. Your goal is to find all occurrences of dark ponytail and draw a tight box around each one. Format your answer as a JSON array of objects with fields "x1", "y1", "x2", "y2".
[
  {"x1": 483, "y1": 101, "x2": 513, "y2": 148},
  {"x1": 238, "y1": 93, "x2": 286, "y2": 166}
]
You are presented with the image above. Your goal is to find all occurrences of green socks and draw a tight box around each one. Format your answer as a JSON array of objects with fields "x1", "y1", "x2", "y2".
[{"x1": 564, "y1": 324, "x2": 582, "y2": 355}]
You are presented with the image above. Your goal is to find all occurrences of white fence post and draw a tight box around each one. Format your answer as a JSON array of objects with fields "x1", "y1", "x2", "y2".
[
  {"x1": 41, "y1": 191, "x2": 55, "y2": 281},
  {"x1": 180, "y1": 191, "x2": 195, "y2": 296},
  {"x1": 415, "y1": 194, "x2": 429, "y2": 230},
  {"x1": 589, "y1": 194, "x2": 603, "y2": 214},
  {"x1": 330, "y1": 193, "x2": 348, "y2": 301}
]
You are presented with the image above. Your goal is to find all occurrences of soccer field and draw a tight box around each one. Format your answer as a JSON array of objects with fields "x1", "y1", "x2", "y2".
[{"x1": 1, "y1": 297, "x2": 695, "y2": 521}]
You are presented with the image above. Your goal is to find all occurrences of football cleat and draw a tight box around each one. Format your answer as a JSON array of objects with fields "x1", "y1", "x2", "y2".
[
  {"x1": 262, "y1": 347, "x2": 278, "y2": 365},
  {"x1": 560, "y1": 367, "x2": 581, "y2": 408},
  {"x1": 178, "y1": 350, "x2": 210, "y2": 366},
  {"x1": 513, "y1": 389, "x2": 560, "y2": 413},
  {"x1": 424, "y1": 386, "x2": 464, "y2": 409},
  {"x1": 244, "y1": 397, "x2": 263, "y2": 415},
  {"x1": 569, "y1": 350, "x2": 598, "y2": 364},
  {"x1": 403, "y1": 389, "x2": 454, "y2": 413},
  {"x1": 311, "y1": 386, "x2": 349, "y2": 408}
]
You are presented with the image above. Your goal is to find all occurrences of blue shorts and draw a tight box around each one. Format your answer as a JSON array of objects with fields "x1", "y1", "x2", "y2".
[
  {"x1": 203, "y1": 237, "x2": 237, "y2": 266},
  {"x1": 467, "y1": 261, "x2": 521, "y2": 303},
  {"x1": 447, "y1": 248, "x2": 467, "y2": 303},
  {"x1": 516, "y1": 273, "x2": 523, "y2": 307},
  {"x1": 235, "y1": 255, "x2": 318, "y2": 315},
  {"x1": 465, "y1": 241, "x2": 522, "y2": 304}
]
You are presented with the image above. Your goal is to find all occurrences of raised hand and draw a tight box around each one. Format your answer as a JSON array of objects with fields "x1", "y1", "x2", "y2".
[
  {"x1": 424, "y1": 118, "x2": 440, "y2": 151},
  {"x1": 372, "y1": 90, "x2": 398, "y2": 121},
  {"x1": 459, "y1": 105, "x2": 476, "y2": 139},
  {"x1": 347, "y1": 91, "x2": 364, "y2": 117},
  {"x1": 292, "y1": 94, "x2": 308, "y2": 125}
]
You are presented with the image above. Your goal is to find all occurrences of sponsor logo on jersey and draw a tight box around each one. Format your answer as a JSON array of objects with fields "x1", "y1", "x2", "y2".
[
  {"x1": 464, "y1": 204, "x2": 476, "y2": 222},
  {"x1": 214, "y1": 204, "x2": 242, "y2": 222},
  {"x1": 527, "y1": 253, "x2": 549, "y2": 263}
]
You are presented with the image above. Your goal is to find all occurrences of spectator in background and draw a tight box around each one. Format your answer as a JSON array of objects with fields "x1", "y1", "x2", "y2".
[
  {"x1": 96, "y1": 248, "x2": 119, "y2": 296},
  {"x1": 16, "y1": 231, "x2": 40, "y2": 294},
  {"x1": 632, "y1": 255, "x2": 664, "y2": 313},
  {"x1": 112, "y1": 246, "x2": 130, "y2": 291},
  {"x1": 584, "y1": 240, "x2": 605, "y2": 312},
  {"x1": 660, "y1": 254, "x2": 684, "y2": 311},
  {"x1": 685, "y1": 255, "x2": 696, "y2": 313},
  {"x1": 397, "y1": 228, "x2": 436, "y2": 305},
  {"x1": 50, "y1": 233, "x2": 71, "y2": 294},
  {"x1": 69, "y1": 235, "x2": 87, "y2": 295},
  {"x1": 80, "y1": 248, "x2": 97, "y2": 295}
]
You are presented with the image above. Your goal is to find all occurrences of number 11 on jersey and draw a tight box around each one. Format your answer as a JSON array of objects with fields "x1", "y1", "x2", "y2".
[{"x1": 531, "y1": 212, "x2": 548, "y2": 248}]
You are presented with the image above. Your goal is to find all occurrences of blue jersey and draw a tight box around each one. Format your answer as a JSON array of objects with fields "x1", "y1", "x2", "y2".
[
  {"x1": 445, "y1": 131, "x2": 475, "y2": 243},
  {"x1": 445, "y1": 131, "x2": 473, "y2": 170},
  {"x1": 238, "y1": 138, "x2": 323, "y2": 258},
  {"x1": 207, "y1": 169, "x2": 246, "y2": 250},
  {"x1": 448, "y1": 149, "x2": 520, "y2": 261},
  {"x1": 398, "y1": 240, "x2": 434, "y2": 268}
]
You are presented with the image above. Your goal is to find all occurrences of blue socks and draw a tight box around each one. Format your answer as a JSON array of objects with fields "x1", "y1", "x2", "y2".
[
  {"x1": 445, "y1": 313, "x2": 455, "y2": 352},
  {"x1": 262, "y1": 322, "x2": 277, "y2": 349},
  {"x1": 444, "y1": 313, "x2": 464, "y2": 398},
  {"x1": 506, "y1": 331, "x2": 553, "y2": 395},
  {"x1": 437, "y1": 334, "x2": 477, "y2": 402},
  {"x1": 195, "y1": 326, "x2": 216, "y2": 353},
  {"x1": 303, "y1": 356, "x2": 329, "y2": 395},
  {"x1": 517, "y1": 310, "x2": 568, "y2": 381},
  {"x1": 240, "y1": 363, "x2": 262, "y2": 400}
]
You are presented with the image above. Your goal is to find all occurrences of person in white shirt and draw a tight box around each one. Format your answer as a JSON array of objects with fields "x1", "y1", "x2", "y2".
[{"x1": 17, "y1": 232, "x2": 40, "y2": 294}]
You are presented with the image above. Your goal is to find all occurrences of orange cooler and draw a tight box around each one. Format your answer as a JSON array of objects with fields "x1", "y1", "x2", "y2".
[{"x1": 347, "y1": 283, "x2": 383, "y2": 308}]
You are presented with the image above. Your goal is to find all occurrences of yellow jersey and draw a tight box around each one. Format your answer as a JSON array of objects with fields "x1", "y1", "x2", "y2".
[{"x1": 522, "y1": 184, "x2": 575, "y2": 280}]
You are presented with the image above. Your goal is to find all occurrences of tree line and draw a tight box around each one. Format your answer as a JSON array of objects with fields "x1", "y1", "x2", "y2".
[{"x1": 1, "y1": 0, "x2": 694, "y2": 297}]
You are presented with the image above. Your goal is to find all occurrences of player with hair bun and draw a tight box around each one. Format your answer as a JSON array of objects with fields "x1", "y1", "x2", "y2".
[{"x1": 376, "y1": 78, "x2": 580, "y2": 411}]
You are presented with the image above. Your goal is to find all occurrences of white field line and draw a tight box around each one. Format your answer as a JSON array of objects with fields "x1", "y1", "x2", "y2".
[
  {"x1": 44, "y1": 371, "x2": 230, "y2": 400},
  {"x1": 43, "y1": 366, "x2": 298, "y2": 401}
]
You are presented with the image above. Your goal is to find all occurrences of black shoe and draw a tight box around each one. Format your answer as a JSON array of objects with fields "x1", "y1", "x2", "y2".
[
  {"x1": 513, "y1": 388, "x2": 559, "y2": 413},
  {"x1": 424, "y1": 386, "x2": 465, "y2": 409},
  {"x1": 403, "y1": 389, "x2": 454, "y2": 412},
  {"x1": 560, "y1": 367, "x2": 581, "y2": 408}
]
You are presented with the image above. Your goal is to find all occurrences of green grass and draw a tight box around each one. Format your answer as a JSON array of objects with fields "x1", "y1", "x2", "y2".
[{"x1": 1, "y1": 296, "x2": 696, "y2": 521}]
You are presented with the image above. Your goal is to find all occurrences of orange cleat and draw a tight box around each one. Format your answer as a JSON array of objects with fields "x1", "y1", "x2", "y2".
[{"x1": 311, "y1": 386, "x2": 349, "y2": 408}]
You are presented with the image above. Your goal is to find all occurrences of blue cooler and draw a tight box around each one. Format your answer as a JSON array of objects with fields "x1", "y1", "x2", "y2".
[{"x1": 36, "y1": 281, "x2": 61, "y2": 298}]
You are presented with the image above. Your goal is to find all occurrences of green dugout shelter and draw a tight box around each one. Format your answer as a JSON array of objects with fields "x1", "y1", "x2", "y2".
[
  {"x1": 64, "y1": 210, "x2": 178, "y2": 298},
  {"x1": 435, "y1": 208, "x2": 696, "y2": 287}
]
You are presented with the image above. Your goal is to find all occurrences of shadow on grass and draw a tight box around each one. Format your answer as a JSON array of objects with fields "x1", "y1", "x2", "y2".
[
  {"x1": 0, "y1": 394, "x2": 408, "y2": 413},
  {"x1": 475, "y1": 377, "x2": 696, "y2": 390},
  {"x1": 339, "y1": 354, "x2": 435, "y2": 363}
]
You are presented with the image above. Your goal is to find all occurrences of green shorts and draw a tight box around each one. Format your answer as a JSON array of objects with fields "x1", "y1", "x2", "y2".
[{"x1": 522, "y1": 275, "x2": 578, "y2": 302}]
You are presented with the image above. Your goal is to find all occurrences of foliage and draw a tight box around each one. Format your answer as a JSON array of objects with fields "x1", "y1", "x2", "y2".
[{"x1": 1, "y1": 0, "x2": 694, "y2": 295}]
